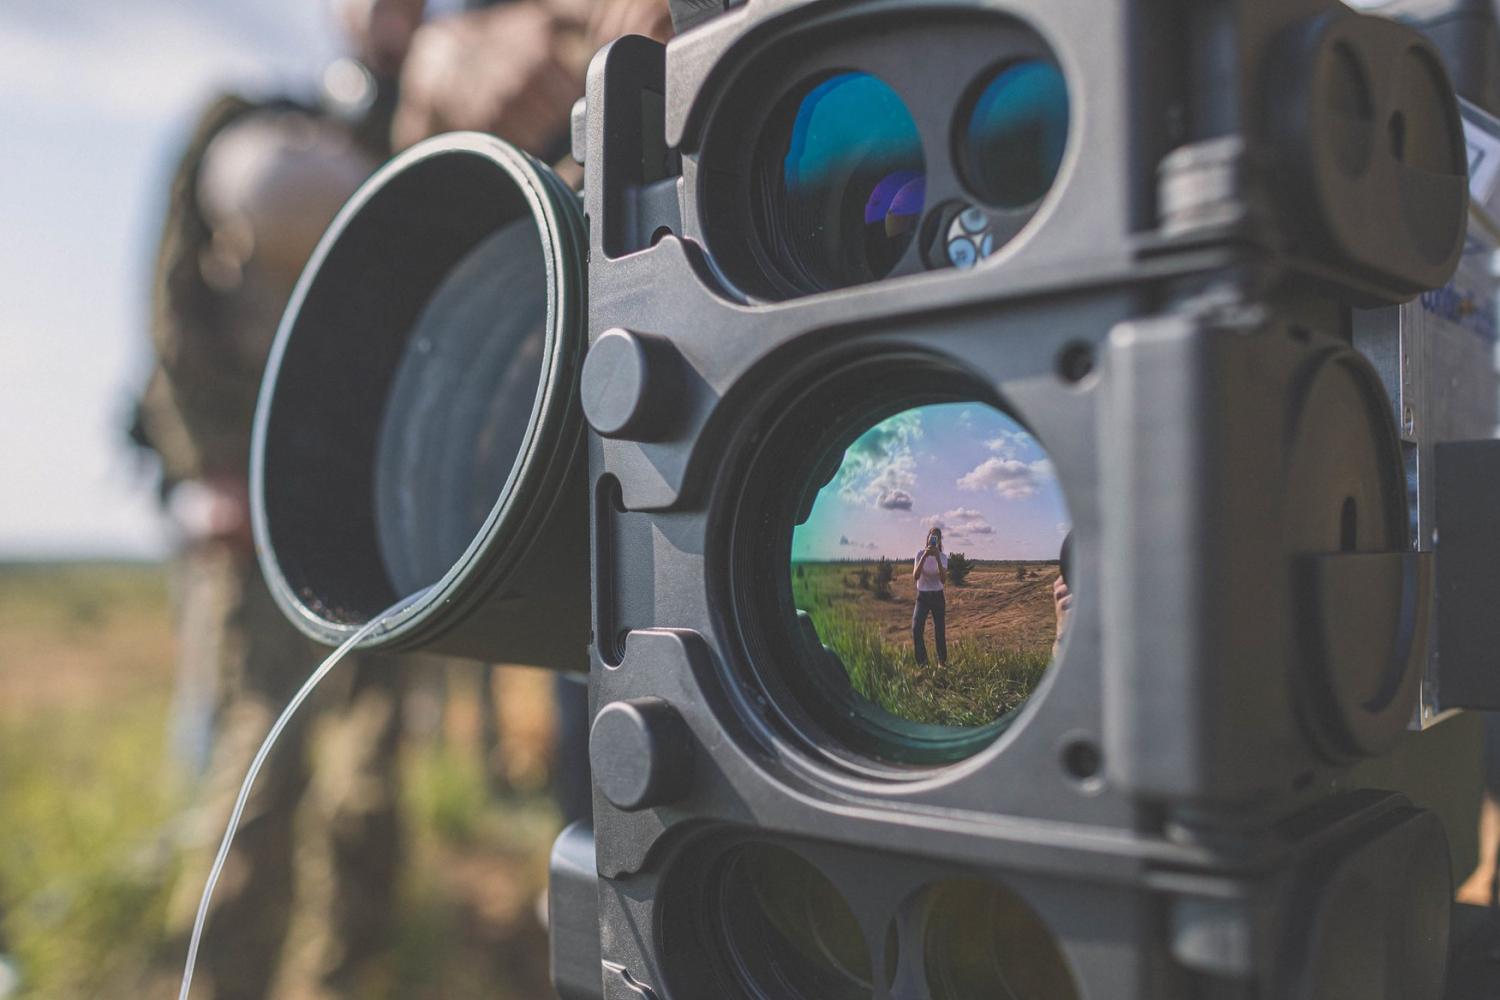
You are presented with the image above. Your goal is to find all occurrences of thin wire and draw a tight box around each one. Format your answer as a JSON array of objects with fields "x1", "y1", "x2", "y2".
[{"x1": 176, "y1": 589, "x2": 430, "y2": 1000}]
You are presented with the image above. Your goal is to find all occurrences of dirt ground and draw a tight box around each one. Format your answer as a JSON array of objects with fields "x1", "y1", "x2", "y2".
[{"x1": 796, "y1": 559, "x2": 1061, "y2": 655}]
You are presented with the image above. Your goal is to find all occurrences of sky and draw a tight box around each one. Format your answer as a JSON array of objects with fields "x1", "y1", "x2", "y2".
[
  {"x1": 0, "y1": 0, "x2": 347, "y2": 560},
  {"x1": 791, "y1": 403, "x2": 1071, "y2": 563}
]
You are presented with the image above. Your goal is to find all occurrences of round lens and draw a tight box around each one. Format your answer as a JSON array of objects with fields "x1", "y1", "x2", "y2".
[
  {"x1": 923, "y1": 879, "x2": 1079, "y2": 1000},
  {"x1": 788, "y1": 401, "x2": 1073, "y2": 763},
  {"x1": 762, "y1": 72, "x2": 925, "y2": 292},
  {"x1": 714, "y1": 844, "x2": 873, "y2": 999},
  {"x1": 959, "y1": 60, "x2": 1069, "y2": 209}
]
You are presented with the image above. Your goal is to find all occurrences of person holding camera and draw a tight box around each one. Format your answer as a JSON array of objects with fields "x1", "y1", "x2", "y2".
[{"x1": 912, "y1": 528, "x2": 949, "y2": 668}]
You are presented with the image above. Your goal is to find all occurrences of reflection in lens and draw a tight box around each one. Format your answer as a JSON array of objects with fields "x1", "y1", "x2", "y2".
[
  {"x1": 374, "y1": 217, "x2": 547, "y2": 597},
  {"x1": 767, "y1": 72, "x2": 925, "y2": 291},
  {"x1": 959, "y1": 60, "x2": 1069, "y2": 209},
  {"x1": 789, "y1": 402, "x2": 1071, "y2": 753},
  {"x1": 924, "y1": 879, "x2": 1079, "y2": 1000},
  {"x1": 715, "y1": 844, "x2": 873, "y2": 999}
]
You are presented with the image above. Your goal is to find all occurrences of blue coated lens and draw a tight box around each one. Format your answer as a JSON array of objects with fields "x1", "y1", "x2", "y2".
[
  {"x1": 767, "y1": 72, "x2": 925, "y2": 291},
  {"x1": 960, "y1": 60, "x2": 1069, "y2": 209}
]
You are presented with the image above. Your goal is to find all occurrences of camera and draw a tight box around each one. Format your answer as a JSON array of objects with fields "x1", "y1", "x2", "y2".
[{"x1": 249, "y1": 0, "x2": 1500, "y2": 996}]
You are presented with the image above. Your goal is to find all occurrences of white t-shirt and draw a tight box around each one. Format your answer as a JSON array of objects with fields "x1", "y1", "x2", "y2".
[{"x1": 914, "y1": 549, "x2": 947, "y2": 592}]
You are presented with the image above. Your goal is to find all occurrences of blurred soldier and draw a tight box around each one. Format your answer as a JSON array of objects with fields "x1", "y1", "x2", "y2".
[{"x1": 133, "y1": 3, "x2": 425, "y2": 997}]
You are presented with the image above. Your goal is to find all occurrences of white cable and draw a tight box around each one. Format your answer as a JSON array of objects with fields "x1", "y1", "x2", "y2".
[{"x1": 176, "y1": 589, "x2": 429, "y2": 1000}]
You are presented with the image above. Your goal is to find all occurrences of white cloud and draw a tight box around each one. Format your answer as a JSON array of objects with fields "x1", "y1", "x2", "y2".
[
  {"x1": 922, "y1": 507, "x2": 996, "y2": 542},
  {"x1": 877, "y1": 489, "x2": 913, "y2": 511},
  {"x1": 838, "y1": 411, "x2": 924, "y2": 510},
  {"x1": 957, "y1": 456, "x2": 1054, "y2": 500},
  {"x1": 983, "y1": 429, "x2": 1034, "y2": 458}
]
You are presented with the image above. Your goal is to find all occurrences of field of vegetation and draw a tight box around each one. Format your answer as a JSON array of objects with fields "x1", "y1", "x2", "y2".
[
  {"x1": 791, "y1": 558, "x2": 1059, "y2": 727},
  {"x1": 0, "y1": 561, "x2": 557, "y2": 1000}
]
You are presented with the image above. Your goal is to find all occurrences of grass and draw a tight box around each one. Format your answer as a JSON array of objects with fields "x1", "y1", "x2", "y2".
[
  {"x1": 0, "y1": 563, "x2": 181, "y2": 998},
  {"x1": 0, "y1": 562, "x2": 557, "y2": 999},
  {"x1": 792, "y1": 568, "x2": 1051, "y2": 728}
]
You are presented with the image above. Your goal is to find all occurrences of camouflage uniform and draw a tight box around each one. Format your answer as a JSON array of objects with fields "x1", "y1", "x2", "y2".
[{"x1": 137, "y1": 95, "x2": 403, "y2": 1000}]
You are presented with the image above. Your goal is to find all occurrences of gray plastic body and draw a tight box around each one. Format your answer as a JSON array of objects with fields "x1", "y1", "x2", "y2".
[{"x1": 562, "y1": 1, "x2": 1490, "y2": 998}]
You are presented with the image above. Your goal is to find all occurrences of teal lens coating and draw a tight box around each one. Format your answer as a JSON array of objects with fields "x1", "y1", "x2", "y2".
[
  {"x1": 769, "y1": 72, "x2": 926, "y2": 291},
  {"x1": 959, "y1": 60, "x2": 1069, "y2": 209}
]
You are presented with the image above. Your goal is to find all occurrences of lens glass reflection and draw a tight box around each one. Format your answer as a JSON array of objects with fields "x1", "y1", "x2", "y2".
[
  {"x1": 959, "y1": 60, "x2": 1069, "y2": 209},
  {"x1": 716, "y1": 844, "x2": 873, "y2": 999},
  {"x1": 924, "y1": 879, "x2": 1079, "y2": 1000},
  {"x1": 373, "y1": 217, "x2": 547, "y2": 597},
  {"x1": 789, "y1": 402, "x2": 1072, "y2": 756},
  {"x1": 766, "y1": 72, "x2": 925, "y2": 291}
]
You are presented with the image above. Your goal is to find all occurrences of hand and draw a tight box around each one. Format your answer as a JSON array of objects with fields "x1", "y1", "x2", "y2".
[
  {"x1": 1456, "y1": 865, "x2": 1496, "y2": 907},
  {"x1": 583, "y1": 0, "x2": 674, "y2": 48},
  {"x1": 392, "y1": 2, "x2": 585, "y2": 153},
  {"x1": 1052, "y1": 576, "x2": 1073, "y2": 637}
]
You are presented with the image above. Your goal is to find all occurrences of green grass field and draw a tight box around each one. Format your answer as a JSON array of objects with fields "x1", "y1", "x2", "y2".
[
  {"x1": 792, "y1": 560, "x2": 1054, "y2": 728},
  {"x1": 0, "y1": 562, "x2": 556, "y2": 1000}
]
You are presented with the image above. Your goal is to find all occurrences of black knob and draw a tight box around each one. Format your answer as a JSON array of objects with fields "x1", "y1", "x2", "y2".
[
  {"x1": 581, "y1": 329, "x2": 681, "y2": 440},
  {"x1": 590, "y1": 698, "x2": 694, "y2": 811}
]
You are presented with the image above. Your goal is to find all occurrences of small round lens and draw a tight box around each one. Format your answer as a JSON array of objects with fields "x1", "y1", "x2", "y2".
[
  {"x1": 788, "y1": 401, "x2": 1073, "y2": 763},
  {"x1": 714, "y1": 845, "x2": 873, "y2": 999},
  {"x1": 923, "y1": 879, "x2": 1079, "y2": 1000},
  {"x1": 959, "y1": 60, "x2": 1069, "y2": 209},
  {"x1": 762, "y1": 72, "x2": 926, "y2": 292}
]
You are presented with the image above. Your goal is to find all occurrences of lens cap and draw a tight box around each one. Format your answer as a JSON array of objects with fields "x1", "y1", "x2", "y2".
[{"x1": 252, "y1": 133, "x2": 589, "y2": 667}]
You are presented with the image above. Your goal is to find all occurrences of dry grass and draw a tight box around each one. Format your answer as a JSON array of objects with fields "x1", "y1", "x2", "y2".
[{"x1": 792, "y1": 560, "x2": 1059, "y2": 727}]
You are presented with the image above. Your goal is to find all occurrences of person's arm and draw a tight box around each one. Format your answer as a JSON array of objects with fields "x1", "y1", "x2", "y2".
[
  {"x1": 938, "y1": 554, "x2": 947, "y2": 585},
  {"x1": 913, "y1": 552, "x2": 925, "y2": 582}
]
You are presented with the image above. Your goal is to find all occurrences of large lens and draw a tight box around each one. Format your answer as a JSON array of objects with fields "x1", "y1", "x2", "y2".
[
  {"x1": 760, "y1": 72, "x2": 925, "y2": 292},
  {"x1": 253, "y1": 134, "x2": 589, "y2": 665},
  {"x1": 713, "y1": 844, "x2": 873, "y2": 999},
  {"x1": 957, "y1": 60, "x2": 1069, "y2": 209},
  {"x1": 788, "y1": 401, "x2": 1072, "y2": 763},
  {"x1": 923, "y1": 879, "x2": 1079, "y2": 999}
]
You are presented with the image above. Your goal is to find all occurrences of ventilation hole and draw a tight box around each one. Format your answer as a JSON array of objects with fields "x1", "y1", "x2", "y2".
[
  {"x1": 650, "y1": 225, "x2": 675, "y2": 246},
  {"x1": 1340, "y1": 497, "x2": 1358, "y2": 552},
  {"x1": 1062, "y1": 740, "x2": 1102, "y2": 781},
  {"x1": 1389, "y1": 111, "x2": 1407, "y2": 162},
  {"x1": 1056, "y1": 342, "x2": 1095, "y2": 384}
]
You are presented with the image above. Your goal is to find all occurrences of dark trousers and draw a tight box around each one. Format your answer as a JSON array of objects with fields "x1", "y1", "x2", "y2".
[{"x1": 913, "y1": 590, "x2": 947, "y2": 665}]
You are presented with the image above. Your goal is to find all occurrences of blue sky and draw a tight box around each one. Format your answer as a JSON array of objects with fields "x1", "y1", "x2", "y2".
[
  {"x1": 792, "y1": 403, "x2": 1071, "y2": 563},
  {"x1": 0, "y1": 1, "x2": 350, "y2": 559}
]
